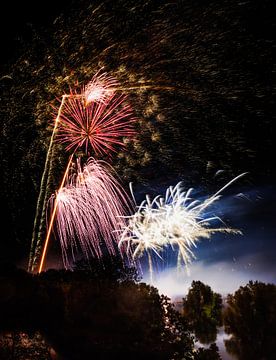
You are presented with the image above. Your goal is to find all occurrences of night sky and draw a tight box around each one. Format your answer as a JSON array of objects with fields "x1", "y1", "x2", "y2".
[
  {"x1": 149, "y1": 183, "x2": 276, "y2": 297},
  {"x1": 0, "y1": 0, "x2": 275, "y2": 296}
]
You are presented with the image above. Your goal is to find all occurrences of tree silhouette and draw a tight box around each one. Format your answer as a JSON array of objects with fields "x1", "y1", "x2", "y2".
[
  {"x1": 0, "y1": 265, "x2": 196, "y2": 359},
  {"x1": 223, "y1": 281, "x2": 276, "y2": 360},
  {"x1": 195, "y1": 343, "x2": 221, "y2": 360},
  {"x1": 73, "y1": 254, "x2": 140, "y2": 283},
  {"x1": 183, "y1": 280, "x2": 222, "y2": 344}
]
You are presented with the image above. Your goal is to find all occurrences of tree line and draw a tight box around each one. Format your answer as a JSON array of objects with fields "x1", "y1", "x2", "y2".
[{"x1": 0, "y1": 258, "x2": 275, "y2": 359}]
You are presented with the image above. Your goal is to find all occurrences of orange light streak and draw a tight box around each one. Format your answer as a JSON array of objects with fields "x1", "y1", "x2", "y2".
[{"x1": 38, "y1": 153, "x2": 74, "y2": 273}]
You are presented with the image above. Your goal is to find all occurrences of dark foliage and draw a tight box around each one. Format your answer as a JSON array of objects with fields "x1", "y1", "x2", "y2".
[
  {"x1": 183, "y1": 280, "x2": 223, "y2": 344},
  {"x1": 72, "y1": 255, "x2": 141, "y2": 283},
  {"x1": 1, "y1": 266, "x2": 275, "y2": 359},
  {"x1": 195, "y1": 343, "x2": 221, "y2": 360},
  {"x1": 223, "y1": 281, "x2": 276, "y2": 360},
  {"x1": 0, "y1": 264, "x2": 195, "y2": 359}
]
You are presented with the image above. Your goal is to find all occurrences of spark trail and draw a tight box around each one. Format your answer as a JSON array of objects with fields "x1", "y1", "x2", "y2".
[
  {"x1": 29, "y1": 95, "x2": 67, "y2": 272},
  {"x1": 38, "y1": 153, "x2": 74, "y2": 273},
  {"x1": 119, "y1": 174, "x2": 245, "y2": 281},
  {"x1": 51, "y1": 158, "x2": 133, "y2": 269}
]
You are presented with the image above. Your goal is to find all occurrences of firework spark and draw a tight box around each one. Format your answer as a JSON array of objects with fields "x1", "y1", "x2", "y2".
[
  {"x1": 56, "y1": 89, "x2": 136, "y2": 156},
  {"x1": 119, "y1": 175, "x2": 245, "y2": 280},
  {"x1": 51, "y1": 157, "x2": 133, "y2": 268},
  {"x1": 38, "y1": 154, "x2": 74, "y2": 273},
  {"x1": 29, "y1": 95, "x2": 68, "y2": 272},
  {"x1": 83, "y1": 71, "x2": 118, "y2": 105}
]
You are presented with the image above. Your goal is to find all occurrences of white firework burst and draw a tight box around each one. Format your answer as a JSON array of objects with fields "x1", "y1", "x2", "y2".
[{"x1": 119, "y1": 174, "x2": 245, "y2": 280}]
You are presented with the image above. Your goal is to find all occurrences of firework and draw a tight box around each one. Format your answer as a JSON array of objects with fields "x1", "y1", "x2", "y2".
[
  {"x1": 38, "y1": 154, "x2": 74, "y2": 273},
  {"x1": 83, "y1": 71, "x2": 118, "y2": 105},
  {"x1": 56, "y1": 90, "x2": 136, "y2": 156},
  {"x1": 51, "y1": 158, "x2": 133, "y2": 269},
  {"x1": 30, "y1": 72, "x2": 136, "y2": 272},
  {"x1": 119, "y1": 175, "x2": 245, "y2": 279},
  {"x1": 29, "y1": 95, "x2": 68, "y2": 272}
]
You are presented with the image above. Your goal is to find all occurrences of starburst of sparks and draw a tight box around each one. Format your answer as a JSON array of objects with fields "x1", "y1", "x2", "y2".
[
  {"x1": 55, "y1": 85, "x2": 136, "y2": 157},
  {"x1": 51, "y1": 157, "x2": 133, "y2": 268},
  {"x1": 119, "y1": 175, "x2": 245, "y2": 279}
]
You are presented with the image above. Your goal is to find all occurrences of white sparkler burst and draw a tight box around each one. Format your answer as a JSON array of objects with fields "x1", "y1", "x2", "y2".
[
  {"x1": 51, "y1": 158, "x2": 133, "y2": 268},
  {"x1": 119, "y1": 174, "x2": 245, "y2": 278},
  {"x1": 83, "y1": 71, "x2": 118, "y2": 106}
]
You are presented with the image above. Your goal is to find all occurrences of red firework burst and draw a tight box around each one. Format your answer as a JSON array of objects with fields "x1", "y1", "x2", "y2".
[{"x1": 56, "y1": 91, "x2": 136, "y2": 156}]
